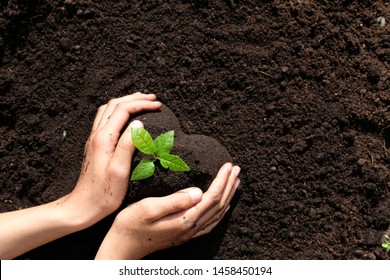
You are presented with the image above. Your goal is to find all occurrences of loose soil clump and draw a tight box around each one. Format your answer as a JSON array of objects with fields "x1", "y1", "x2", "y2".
[{"x1": 128, "y1": 105, "x2": 233, "y2": 203}]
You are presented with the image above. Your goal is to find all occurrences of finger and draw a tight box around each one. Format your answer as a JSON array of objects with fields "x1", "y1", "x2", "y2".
[
  {"x1": 101, "y1": 100, "x2": 162, "y2": 137},
  {"x1": 186, "y1": 163, "x2": 233, "y2": 219},
  {"x1": 207, "y1": 162, "x2": 233, "y2": 196},
  {"x1": 193, "y1": 221, "x2": 219, "y2": 238},
  {"x1": 146, "y1": 187, "x2": 203, "y2": 222},
  {"x1": 194, "y1": 166, "x2": 240, "y2": 228},
  {"x1": 88, "y1": 99, "x2": 161, "y2": 165},
  {"x1": 91, "y1": 104, "x2": 107, "y2": 133},
  {"x1": 179, "y1": 164, "x2": 239, "y2": 237},
  {"x1": 192, "y1": 205, "x2": 231, "y2": 238},
  {"x1": 97, "y1": 93, "x2": 157, "y2": 130},
  {"x1": 109, "y1": 120, "x2": 144, "y2": 177},
  {"x1": 161, "y1": 163, "x2": 232, "y2": 235},
  {"x1": 220, "y1": 166, "x2": 241, "y2": 206}
]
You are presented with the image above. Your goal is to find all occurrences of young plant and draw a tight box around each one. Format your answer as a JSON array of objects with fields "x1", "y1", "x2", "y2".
[
  {"x1": 382, "y1": 233, "x2": 390, "y2": 252},
  {"x1": 382, "y1": 240, "x2": 390, "y2": 252},
  {"x1": 130, "y1": 127, "x2": 190, "y2": 180}
]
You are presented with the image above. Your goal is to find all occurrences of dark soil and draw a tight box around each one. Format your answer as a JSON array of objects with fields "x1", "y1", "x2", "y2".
[
  {"x1": 0, "y1": 0, "x2": 389, "y2": 260},
  {"x1": 128, "y1": 105, "x2": 233, "y2": 203}
]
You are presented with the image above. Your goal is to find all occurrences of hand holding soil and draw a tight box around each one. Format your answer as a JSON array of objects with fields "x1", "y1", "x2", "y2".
[
  {"x1": 68, "y1": 93, "x2": 162, "y2": 224},
  {"x1": 96, "y1": 163, "x2": 240, "y2": 259},
  {"x1": 126, "y1": 104, "x2": 236, "y2": 203},
  {"x1": 0, "y1": 93, "x2": 240, "y2": 260}
]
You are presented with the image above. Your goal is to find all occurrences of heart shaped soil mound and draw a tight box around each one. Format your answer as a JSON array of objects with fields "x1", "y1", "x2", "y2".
[{"x1": 125, "y1": 105, "x2": 233, "y2": 204}]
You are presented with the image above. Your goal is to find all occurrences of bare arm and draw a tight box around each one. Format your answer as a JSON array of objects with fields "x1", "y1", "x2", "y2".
[
  {"x1": 0, "y1": 93, "x2": 162, "y2": 259},
  {"x1": 0, "y1": 196, "x2": 89, "y2": 259}
]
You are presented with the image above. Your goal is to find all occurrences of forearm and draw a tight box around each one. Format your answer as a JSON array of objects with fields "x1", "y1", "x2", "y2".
[{"x1": 0, "y1": 195, "x2": 90, "y2": 259}]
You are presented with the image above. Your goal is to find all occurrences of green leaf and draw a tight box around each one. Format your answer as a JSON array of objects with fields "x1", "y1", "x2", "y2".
[
  {"x1": 158, "y1": 154, "x2": 190, "y2": 172},
  {"x1": 131, "y1": 158, "x2": 155, "y2": 180},
  {"x1": 131, "y1": 127, "x2": 156, "y2": 155},
  {"x1": 382, "y1": 242, "x2": 390, "y2": 251},
  {"x1": 154, "y1": 130, "x2": 174, "y2": 156}
]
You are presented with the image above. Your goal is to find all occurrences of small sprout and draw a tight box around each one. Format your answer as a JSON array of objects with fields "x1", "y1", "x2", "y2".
[
  {"x1": 382, "y1": 241, "x2": 390, "y2": 251},
  {"x1": 382, "y1": 232, "x2": 390, "y2": 252},
  {"x1": 130, "y1": 128, "x2": 190, "y2": 181},
  {"x1": 62, "y1": 130, "x2": 67, "y2": 138}
]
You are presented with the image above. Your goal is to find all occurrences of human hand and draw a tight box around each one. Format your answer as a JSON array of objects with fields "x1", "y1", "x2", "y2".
[
  {"x1": 0, "y1": 93, "x2": 162, "y2": 259},
  {"x1": 95, "y1": 162, "x2": 241, "y2": 259},
  {"x1": 64, "y1": 93, "x2": 162, "y2": 227}
]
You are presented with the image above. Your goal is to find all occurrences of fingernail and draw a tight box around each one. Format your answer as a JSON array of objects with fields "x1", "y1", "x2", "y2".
[
  {"x1": 130, "y1": 120, "x2": 143, "y2": 128},
  {"x1": 233, "y1": 166, "x2": 241, "y2": 176},
  {"x1": 225, "y1": 162, "x2": 233, "y2": 172},
  {"x1": 186, "y1": 188, "x2": 202, "y2": 203}
]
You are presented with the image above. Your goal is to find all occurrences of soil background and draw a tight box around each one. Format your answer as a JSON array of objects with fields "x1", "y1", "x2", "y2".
[{"x1": 1, "y1": 0, "x2": 389, "y2": 260}]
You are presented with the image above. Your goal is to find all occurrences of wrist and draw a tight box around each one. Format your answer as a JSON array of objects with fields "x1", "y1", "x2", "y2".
[
  {"x1": 95, "y1": 214, "x2": 145, "y2": 260},
  {"x1": 51, "y1": 195, "x2": 91, "y2": 231},
  {"x1": 63, "y1": 186, "x2": 118, "y2": 230},
  {"x1": 57, "y1": 194, "x2": 104, "y2": 231}
]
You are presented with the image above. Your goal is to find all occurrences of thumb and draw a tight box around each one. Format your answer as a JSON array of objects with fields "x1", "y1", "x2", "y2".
[
  {"x1": 117, "y1": 119, "x2": 144, "y2": 152},
  {"x1": 111, "y1": 120, "x2": 144, "y2": 171},
  {"x1": 151, "y1": 187, "x2": 203, "y2": 220},
  {"x1": 127, "y1": 119, "x2": 144, "y2": 151}
]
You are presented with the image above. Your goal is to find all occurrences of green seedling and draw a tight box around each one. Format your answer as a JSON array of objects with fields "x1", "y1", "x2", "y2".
[
  {"x1": 382, "y1": 241, "x2": 390, "y2": 251},
  {"x1": 130, "y1": 127, "x2": 190, "y2": 180},
  {"x1": 382, "y1": 233, "x2": 390, "y2": 252}
]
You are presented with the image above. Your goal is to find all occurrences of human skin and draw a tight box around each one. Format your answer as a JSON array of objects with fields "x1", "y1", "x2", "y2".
[
  {"x1": 95, "y1": 163, "x2": 240, "y2": 259},
  {"x1": 0, "y1": 93, "x2": 161, "y2": 259},
  {"x1": 0, "y1": 93, "x2": 240, "y2": 260}
]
